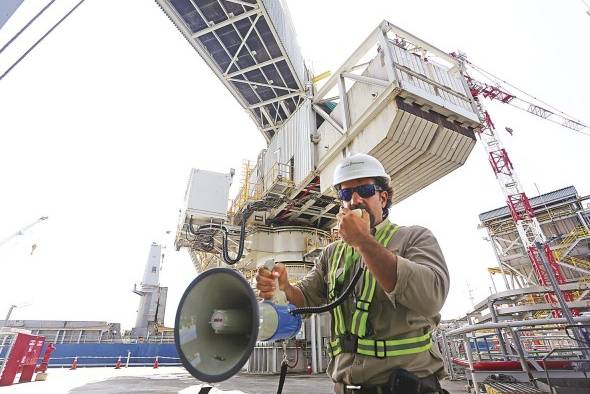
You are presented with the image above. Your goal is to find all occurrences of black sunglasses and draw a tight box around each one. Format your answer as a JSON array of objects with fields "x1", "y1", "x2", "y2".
[{"x1": 337, "y1": 184, "x2": 382, "y2": 202}]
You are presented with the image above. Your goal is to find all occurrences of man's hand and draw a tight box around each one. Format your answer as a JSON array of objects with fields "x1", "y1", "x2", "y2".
[
  {"x1": 337, "y1": 207, "x2": 372, "y2": 248},
  {"x1": 256, "y1": 263, "x2": 289, "y2": 300}
]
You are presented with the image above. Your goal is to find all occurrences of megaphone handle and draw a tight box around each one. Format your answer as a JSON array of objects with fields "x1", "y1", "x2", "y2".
[{"x1": 263, "y1": 260, "x2": 288, "y2": 305}]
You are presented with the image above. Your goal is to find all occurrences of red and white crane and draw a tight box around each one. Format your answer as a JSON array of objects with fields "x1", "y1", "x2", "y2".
[{"x1": 452, "y1": 52, "x2": 589, "y2": 317}]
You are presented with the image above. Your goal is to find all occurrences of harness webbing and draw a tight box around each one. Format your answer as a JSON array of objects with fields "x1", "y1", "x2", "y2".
[{"x1": 327, "y1": 222, "x2": 433, "y2": 358}]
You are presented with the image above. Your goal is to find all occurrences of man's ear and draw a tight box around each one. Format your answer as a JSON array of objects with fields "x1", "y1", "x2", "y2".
[{"x1": 380, "y1": 191, "x2": 388, "y2": 207}]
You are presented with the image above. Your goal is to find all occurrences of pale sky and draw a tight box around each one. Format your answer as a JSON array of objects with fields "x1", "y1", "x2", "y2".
[{"x1": 0, "y1": 0, "x2": 589, "y2": 331}]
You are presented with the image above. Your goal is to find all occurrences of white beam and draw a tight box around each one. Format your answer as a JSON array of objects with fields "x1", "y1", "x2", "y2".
[
  {"x1": 222, "y1": 0, "x2": 256, "y2": 7},
  {"x1": 192, "y1": 8, "x2": 260, "y2": 39},
  {"x1": 228, "y1": 78, "x2": 298, "y2": 93},
  {"x1": 337, "y1": 75, "x2": 351, "y2": 131},
  {"x1": 225, "y1": 56, "x2": 285, "y2": 78},
  {"x1": 341, "y1": 72, "x2": 389, "y2": 87},
  {"x1": 312, "y1": 104, "x2": 344, "y2": 135},
  {"x1": 249, "y1": 92, "x2": 302, "y2": 109}
]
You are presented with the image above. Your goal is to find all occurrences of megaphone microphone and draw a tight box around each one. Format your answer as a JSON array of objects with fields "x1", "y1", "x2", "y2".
[{"x1": 175, "y1": 265, "x2": 302, "y2": 383}]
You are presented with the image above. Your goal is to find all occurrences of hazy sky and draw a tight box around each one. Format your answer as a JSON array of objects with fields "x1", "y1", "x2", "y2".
[{"x1": 0, "y1": 0, "x2": 589, "y2": 330}]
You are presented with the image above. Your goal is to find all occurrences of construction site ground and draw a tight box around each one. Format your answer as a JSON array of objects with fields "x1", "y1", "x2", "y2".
[{"x1": 0, "y1": 366, "x2": 467, "y2": 393}]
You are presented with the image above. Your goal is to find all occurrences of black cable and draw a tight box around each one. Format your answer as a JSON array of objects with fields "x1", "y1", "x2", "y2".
[
  {"x1": 188, "y1": 211, "x2": 249, "y2": 265},
  {"x1": 0, "y1": 0, "x2": 58, "y2": 55},
  {"x1": 290, "y1": 266, "x2": 364, "y2": 315},
  {"x1": 276, "y1": 359, "x2": 288, "y2": 394},
  {"x1": 0, "y1": 0, "x2": 87, "y2": 81}
]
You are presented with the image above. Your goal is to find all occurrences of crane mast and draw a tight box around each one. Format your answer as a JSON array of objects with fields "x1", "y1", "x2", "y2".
[{"x1": 454, "y1": 54, "x2": 581, "y2": 316}]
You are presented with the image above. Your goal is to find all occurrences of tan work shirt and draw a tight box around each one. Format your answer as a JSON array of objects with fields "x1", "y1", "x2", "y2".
[{"x1": 295, "y1": 220, "x2": 449, "y2": 385}]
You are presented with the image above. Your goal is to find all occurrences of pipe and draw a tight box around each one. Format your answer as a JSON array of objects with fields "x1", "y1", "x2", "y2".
[
  {"x1": 310, "y1": 313, "x2": 317, "y2": 373},
  {"x1": 446, "y1": 316, "x2": 590, "y2": 337}
]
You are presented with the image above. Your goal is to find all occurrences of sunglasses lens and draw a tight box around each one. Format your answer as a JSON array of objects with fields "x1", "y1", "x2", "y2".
[
  {"x1": 338, "y1": 189, "x2": 353, "y2": 201},
  {"x1": 357, "y1": 184, "x2": 377, "y2": 198},
  {"x1": 338, "y1": 184, "x2": 379, "y2": 201}
]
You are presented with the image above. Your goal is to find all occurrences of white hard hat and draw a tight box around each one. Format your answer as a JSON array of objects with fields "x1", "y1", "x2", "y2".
[{"x1": 332, "y1": 153, "x2": 390, "y2": 187}]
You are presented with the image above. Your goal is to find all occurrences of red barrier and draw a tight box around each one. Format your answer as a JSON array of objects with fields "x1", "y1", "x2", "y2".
[
  {"x1": 0, "y1": 333, "x2": 45, "y2": 386},
  {"x1": 36, "y1": 342, "x2": 56, "y2": 373}
]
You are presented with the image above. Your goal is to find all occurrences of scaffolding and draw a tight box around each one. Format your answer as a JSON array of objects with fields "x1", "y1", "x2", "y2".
[{"x1": 481, "y1": 186, "x2": 590, "y2": 294}]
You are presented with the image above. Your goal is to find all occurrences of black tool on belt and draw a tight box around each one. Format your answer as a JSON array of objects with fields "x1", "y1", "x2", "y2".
[
  {"x1": 388, "y1": 368, "x2": 442, "y2": 393},
  {"x1": 336, "y1": 368, "x2": 449, "y2": 394}
]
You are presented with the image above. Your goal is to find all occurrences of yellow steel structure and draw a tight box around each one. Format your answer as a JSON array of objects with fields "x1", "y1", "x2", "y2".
[
  {"x1": 553, "y1": 227, "x2": 590, "y2": 271},
  {"x1": 311, "y1": 70, "x2": 331, "y2": 84}
]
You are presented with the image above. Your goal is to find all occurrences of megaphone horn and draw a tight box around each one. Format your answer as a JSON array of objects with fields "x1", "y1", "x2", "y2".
[{"x1": 175, "y1": 268, "x2": 301, "y2": 383}]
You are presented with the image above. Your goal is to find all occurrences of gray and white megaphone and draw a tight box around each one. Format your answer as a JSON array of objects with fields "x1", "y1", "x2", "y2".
[{"x1": 174, "y1": 263, "x2": 302, "y2": 383}]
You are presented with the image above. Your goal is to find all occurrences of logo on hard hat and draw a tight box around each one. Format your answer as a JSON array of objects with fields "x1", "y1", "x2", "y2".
[{"x1": 342, "y1": 160, "x2": 365, "y2": 168}]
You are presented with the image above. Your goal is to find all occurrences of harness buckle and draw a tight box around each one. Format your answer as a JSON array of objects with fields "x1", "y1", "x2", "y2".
[
  {"x1": 374, "y1": 339, "x2": 387, "y2": 359},
  {"x1": 341, "y1": 333, "x2": 358, "y2": 353}
]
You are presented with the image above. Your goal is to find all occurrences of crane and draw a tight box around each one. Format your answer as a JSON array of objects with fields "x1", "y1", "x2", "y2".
[
  {"x1": 0, "y1": 216, "x2": 48, "y2": 249},
  {"x1": 451, "y1": 51, "x2": 588, "y2": 317}
]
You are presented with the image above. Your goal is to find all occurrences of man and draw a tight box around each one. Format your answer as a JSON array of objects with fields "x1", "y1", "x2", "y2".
[{"x1": 256, "y1": 153, "x2": 449, "y2": 394}]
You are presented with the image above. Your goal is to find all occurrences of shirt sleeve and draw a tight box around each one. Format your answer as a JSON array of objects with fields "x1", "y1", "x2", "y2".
[
  {"x1": 386, "y1": 226, "x2": 449, "y2": 317},
  {"x1": 294, "y1": 244, "x2": 331, "y2": 308}
]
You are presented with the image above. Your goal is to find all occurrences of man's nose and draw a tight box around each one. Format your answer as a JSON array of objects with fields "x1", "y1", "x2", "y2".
[{"x1": 351, "y1": 192, "x2": 364, "y2": 205}]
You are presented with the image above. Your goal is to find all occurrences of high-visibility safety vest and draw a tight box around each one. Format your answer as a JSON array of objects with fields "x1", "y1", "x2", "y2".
[{"x1": 327, "y1": 221, "x2": 432, "y2": 358}]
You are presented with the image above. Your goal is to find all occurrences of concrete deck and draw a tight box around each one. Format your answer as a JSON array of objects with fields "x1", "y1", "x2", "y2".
[{"x1": 0, "y1": 367, "x2": 470, "y2": 393}]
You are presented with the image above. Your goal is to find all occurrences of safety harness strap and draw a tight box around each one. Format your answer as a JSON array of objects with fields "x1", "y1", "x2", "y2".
[
  {"x1": 350, "y1": 223, "x2": 398, "y2": 337},
  {"x1": 328, "y1": 242, "x2": 347, "y2": 335}
]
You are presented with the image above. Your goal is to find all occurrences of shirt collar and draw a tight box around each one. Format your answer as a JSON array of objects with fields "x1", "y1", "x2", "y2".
[{"x1": 372, "y1": 218, "x2": 390, "y2": 235}]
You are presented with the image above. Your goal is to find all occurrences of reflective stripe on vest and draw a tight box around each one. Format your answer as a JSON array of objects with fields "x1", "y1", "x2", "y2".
[
  {"x1": 349, "y1": 224, "x2": 398, "y2": 337},
  {"x1": 328, "y1": 241, "x2": 347, "y2": 335},
  {"x1": 328, "y1": 331, "x2": 433, "y2": 358}
]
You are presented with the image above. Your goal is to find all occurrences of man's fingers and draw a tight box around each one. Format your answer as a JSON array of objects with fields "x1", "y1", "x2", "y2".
[
  {"x1": 257, "y1": 266, "x2": 273, "y2": 278},
  {"x1": 256, "y1": 278, "x2": 276, "y2": 290},
  {"x1": 257, "y1": 291, "x2": 274, "y2": 300},
  {"x1": 256, "y1": 274, "x2": 275, "y2": 286}
]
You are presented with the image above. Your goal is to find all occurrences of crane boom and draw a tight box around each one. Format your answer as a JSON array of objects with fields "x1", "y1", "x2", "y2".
[
  {"x1": 467, "y1": 77, "x2": 589, "y2": 134},
  {"x1": 0, "y1": 216, "x2": 48, "y2": 248},
  {"x1": 454, "y1": 57, "x2": 589, "y2": 135}
]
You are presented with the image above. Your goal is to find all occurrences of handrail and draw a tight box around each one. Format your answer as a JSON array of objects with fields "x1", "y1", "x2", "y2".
[
  {"x1": 445, "y1": 316, "x2": 590, "y2": 337},
  {"x1": 541, "y1": 346, "x2": 590, "y2": 390}
]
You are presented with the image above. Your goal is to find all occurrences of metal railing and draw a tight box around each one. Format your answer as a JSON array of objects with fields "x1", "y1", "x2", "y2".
[
  {"x1": 44, "y1": 354, "x2": 180, "y2": 368},
  {"x1": 437, "y1": 316, "x2": 590, "y2": 391}
]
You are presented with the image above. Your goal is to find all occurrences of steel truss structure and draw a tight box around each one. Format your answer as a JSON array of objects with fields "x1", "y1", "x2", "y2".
[{"x1": 157, "y1": 0, "x2": 306, "y2": 142}]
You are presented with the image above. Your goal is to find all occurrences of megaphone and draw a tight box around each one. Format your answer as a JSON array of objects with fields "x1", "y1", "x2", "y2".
[{"x1": 175, "y1": 267, "x2": 302, "y2": 383}]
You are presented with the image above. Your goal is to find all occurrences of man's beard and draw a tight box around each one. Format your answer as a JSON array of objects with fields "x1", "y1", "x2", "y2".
[{"x1": 350, "y1": 203, "x2": 377, "y2": 229}]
